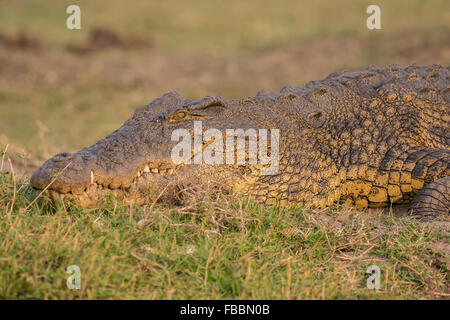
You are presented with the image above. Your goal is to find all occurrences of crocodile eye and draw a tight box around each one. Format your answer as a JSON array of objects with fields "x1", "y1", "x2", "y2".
[{"x1": 176, "y1": 111, "x2": 186, "y2": 119}]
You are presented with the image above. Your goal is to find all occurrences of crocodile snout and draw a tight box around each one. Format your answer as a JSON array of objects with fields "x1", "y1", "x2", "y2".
[{"x1": 30, "y1": 151, "x2": 96, "y2": 194}]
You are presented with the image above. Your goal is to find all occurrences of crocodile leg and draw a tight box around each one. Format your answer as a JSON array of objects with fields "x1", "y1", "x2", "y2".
[
  {"x1": 396, "y1": 148, "x2": 450, "y2": 218},
  {"x1": 359, "y1": 147, "x2": 449, "y2": 212},
  {"x1": 409, "y1": 176, "x2": 449, "y2": 218}
]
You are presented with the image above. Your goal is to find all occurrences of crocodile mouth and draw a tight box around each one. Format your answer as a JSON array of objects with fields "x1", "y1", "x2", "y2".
[
  {"x1": 79, "y1": 162, "x2": 183, "y2": 206},
  {"x1": 30, "y1": 151, "x2": 186, "y2": 205},
  {"x1": 29, "y1": 129, "x2": 232, "y2": 206},
  {"x1": 88, "y1": 161, "x2": 181, "y2": 190}
]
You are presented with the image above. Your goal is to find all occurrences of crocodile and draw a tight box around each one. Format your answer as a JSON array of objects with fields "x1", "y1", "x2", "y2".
[{"x1": 30, "y1": 64, "x2": 450, "y2": 218}]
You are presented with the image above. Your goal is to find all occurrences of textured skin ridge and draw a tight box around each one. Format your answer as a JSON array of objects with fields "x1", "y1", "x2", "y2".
[{"x1": 30, "y1": 64, "x2": 450, "y2": 217}]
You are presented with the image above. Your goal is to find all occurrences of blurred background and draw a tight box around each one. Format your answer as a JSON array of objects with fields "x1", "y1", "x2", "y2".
[{"x1": 0, "y1": 0, "x2": 449, "y2": 174}]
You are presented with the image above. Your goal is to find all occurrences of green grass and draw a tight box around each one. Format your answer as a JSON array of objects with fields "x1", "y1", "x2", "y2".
[{"x1": 0, "y1": 170, "x2": 448, "y2": 299}]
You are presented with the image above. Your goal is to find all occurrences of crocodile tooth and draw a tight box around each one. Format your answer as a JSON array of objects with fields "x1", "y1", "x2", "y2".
[
  {"x1": 137, "y1": 171, "x2": 141, "y2": 177},
  {"x1": 90, "y1": 171, "x2": 94, "y2": 184},
  {"x1": 151, "y1": 168, "x2": 158, "y2": 173},
  {"x1": 167, "y1": 168, "x2": 174, "y2": 175},
  {"x1": 143, "y1": 165, "x2": 150, "y2": 173}
]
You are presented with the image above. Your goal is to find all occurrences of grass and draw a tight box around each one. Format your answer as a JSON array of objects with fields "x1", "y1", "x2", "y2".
[
  {"x1": 0, "y1": 1, "x2": 449, "y2": 299},
  {"x1": 0, "y1": 167, "x2": 448, "y2": 299}
]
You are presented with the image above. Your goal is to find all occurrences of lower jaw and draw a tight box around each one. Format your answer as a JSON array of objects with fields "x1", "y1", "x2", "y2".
[{"x1": 46, "y1": 173, "x2": 173, "y2": 207}]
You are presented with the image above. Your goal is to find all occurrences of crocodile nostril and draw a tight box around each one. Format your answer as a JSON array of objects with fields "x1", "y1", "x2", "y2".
[{"x1": 30, "y1": 151, "x2": 96, "y2": 193}]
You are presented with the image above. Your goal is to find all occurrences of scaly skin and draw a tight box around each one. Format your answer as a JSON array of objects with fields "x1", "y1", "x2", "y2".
[{"x1": 30, "y1": 64, "x2": 450, "y2": 217}]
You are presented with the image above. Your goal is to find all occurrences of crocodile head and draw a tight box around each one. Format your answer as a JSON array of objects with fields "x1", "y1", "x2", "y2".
[{"x1": 30, "y1": 91, "x2": 283, "y2": 206}]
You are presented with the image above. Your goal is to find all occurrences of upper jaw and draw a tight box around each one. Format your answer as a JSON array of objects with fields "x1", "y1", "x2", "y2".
[{"x1": 30, "y1": 151, "x2": 95, "y2": 194}]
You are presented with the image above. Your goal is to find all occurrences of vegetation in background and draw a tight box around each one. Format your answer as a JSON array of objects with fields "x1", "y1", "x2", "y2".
[
  {"x1": 0, "y1": 169, "x2": 448, "y2": 299},
  {"x1": 0, "y1": 0, "x2": 448, "y2": 153}
]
